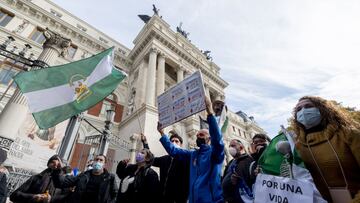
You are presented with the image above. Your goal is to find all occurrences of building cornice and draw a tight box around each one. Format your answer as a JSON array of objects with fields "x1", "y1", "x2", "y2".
[
  {"x1": 129, "y1": 17, "x2": 228, "y2": 89},
  {"x1": 4, "y1": 0, "x2": 132, "y2": 69}
]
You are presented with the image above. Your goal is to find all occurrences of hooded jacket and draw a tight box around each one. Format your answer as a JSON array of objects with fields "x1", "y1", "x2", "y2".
[
  {"x1": 160, "y1": 114, "x2": 225, "y2": 203},
  {"x1": 10, "y1": 168, "x2": 69, "y2": 203},
  {"x1": 295, "y1": 124, "x2": 360, "y2": 203}
]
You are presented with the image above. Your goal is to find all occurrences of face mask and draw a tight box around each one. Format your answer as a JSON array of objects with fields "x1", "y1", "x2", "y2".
[
  {"x1": 228, "y1": 147, "x2": 238, "y2": 157},
  {"x1": 136, "y1": 153, "x2": 145, "y2": 163},
  {"x1": 93, "y1": 162, "x2": 104, "y2": 171},
  {"x1": 296, "y1": 107, "x2": 322, "y2": 129},
  {"x1": 196, "y1": 138, "x2": 206, "y2": 147}
]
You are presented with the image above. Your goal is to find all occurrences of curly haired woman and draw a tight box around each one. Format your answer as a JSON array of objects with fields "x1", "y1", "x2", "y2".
[{"x1": 291, "y1": 96, "x2": 360, "y2": 203}]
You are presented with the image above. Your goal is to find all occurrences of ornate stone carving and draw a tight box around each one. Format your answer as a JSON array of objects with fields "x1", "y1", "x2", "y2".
[
  {"x1": 127, "y1": 87, "x2": 136, "y2": 115},
  {"x1": 12, "y1": 19, "x2": 29, "y2": 34},
  {"x1": 43, "y1": 28, "x2": 71, "y2": 57}
]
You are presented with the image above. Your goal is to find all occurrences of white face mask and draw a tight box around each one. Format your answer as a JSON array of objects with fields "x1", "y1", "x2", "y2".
[
  {"x1": 228, "y1": 147, "x2": 238, "y2": 157},
  {"x1": 296, "y1": 107, "x2": 322, "y2": 129}
]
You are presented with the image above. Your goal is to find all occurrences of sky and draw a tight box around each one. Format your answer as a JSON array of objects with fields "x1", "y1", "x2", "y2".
[{"x1": 52, "y1": 0, "x2": 360, "y2": 137}]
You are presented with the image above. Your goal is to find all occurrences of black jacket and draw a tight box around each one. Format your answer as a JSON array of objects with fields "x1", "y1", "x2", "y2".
[
  {"x1": 52, "y1": 169, "x2": 117, "y2": 203},
  {"x1": 0, "y1": 173, "x2": 7, "y2": 203},
  {"x1": 10, "y1": 168, "x2": 69, "y2": 203},
  {"x1": 153, "y1": 154, "x2": 189, "y2": 203},
  {"x1": 116, "y1": 161, "x2": 160, "y2": 203},
  {"x1": 222, "y1": 154, "x2": 256, "y2": 203}
]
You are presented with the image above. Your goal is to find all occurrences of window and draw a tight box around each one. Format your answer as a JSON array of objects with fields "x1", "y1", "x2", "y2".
[
  {"x1": 0, "y1": 66, "x2": 18, "y2": 87},
  {"x1": 67, "y1": 44, "x2": 78, "y2": 59},
  {"x1": 77, "y1": 24, "x2": 87, "y2": 32},
  {"x1": 100, "y1": 100, "x2": 112, "y2": 116},
  {"x1": 50, "y1": 9, "x2": 62, "y2": 18},
  {"x1": 30, "y1": 27, "x2": 46, "y2": 44},
  {"x1": 0, "y1": 8, "x2": 14, "y2": 27},
  {"x1": 99, "y1": 37, "x2": 108, "y2": 44}
]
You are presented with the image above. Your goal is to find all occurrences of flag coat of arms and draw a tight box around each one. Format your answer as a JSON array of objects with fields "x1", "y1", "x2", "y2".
[{"x1": 14, "y1": 47, "x2": 126, "y2": 129}]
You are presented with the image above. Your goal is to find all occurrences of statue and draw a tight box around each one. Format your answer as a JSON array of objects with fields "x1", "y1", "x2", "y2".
[
  {"x1": 127, "y1": 87, "x2": 136, "y2": 115},
  {"x1": 202, "y1": 50, "x2": 212, "y2": 61},
  {"x1": 138, "y1": 15, "x2": 151, "y2": 23},
  {"x1": 153, "y1": 4, "x2": 159, "y2": 15},
  {"x1": 176, "y1": 22, "x2": 190, "y2": 39}
]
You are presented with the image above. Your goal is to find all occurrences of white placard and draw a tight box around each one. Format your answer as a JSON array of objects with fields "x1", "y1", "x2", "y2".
[
  {"x1": 157, "y1": 71, "x2": 206, "y2": 128},
  {"x1": 254, "y1": 174, "x2": 314, "y2": 203}
]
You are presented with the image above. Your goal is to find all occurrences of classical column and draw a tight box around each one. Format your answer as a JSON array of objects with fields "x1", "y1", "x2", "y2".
[
  {"x1": 135, "y1": 59, "x2": 147, "y2": 107},
  {"x1": 204, "y1": 84, "x2": 211, "y2": 97},
  {"x1": 129, "y1": 133, "x2": 140, "y2": 164},
  {"x1": 156, "y1": 53, "x2": 165, "y2": 96},
  {"x1": 176, "y1": 66, "x2": 184, "y2": 82},
  {"x1": 145, "y1": 48, "x2": 157, "y2": 106},
  {"x1": 0, "y1": 29, "x2": 71, "y2": 139}
]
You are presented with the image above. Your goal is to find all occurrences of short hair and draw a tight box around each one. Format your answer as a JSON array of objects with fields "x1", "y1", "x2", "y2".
[
  {"x1": 95, "y1": 154, "x2": 107, "y2": 163},
  {"x1": 170, "y1": 133, "x2": 183, "y2": 144},
  {"x1": 252, "y1": 134, "x2": 268, "y2": 141}
]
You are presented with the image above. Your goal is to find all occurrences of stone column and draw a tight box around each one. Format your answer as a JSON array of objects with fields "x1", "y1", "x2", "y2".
[
  {"x1": 204, "y1": 84, "x2": 211, "y2": 97},
  {"x1": 129, "y1": 133, "x2": 140, "y2": 164},
  {"x1": 156, "y1": 53, "x2": 165, "y2": 96},
  {"x1": 135, "y1": 59, "x2": 147, "y2": 107},
  {"x1": 0, "y1": 29, "x2": 71, "y2": 138},
  {"x1": 176, "y1": 66, "x2": 184, "y2": 82},
  {"x1": 145, "y1": 48, "x2": 157, "y2": 106}
]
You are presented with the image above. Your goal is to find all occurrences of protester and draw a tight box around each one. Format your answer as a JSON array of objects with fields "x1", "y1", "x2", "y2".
[
  {"x1": 10, "y1": 155, "x2": 70, "y2": 203},
  {"x1": 291, "y1": 96, "x2": 360, "y2": 202},
  {"x1": 250, "y1": 133, "x2": 268, "y2": 162},
  {"x1": 0, "y1": 166, "x2": 7, "y2": 203},
  {"x1": 85, "y1": 159, "x2": 94, "y2": 171},
  {"x1": 222, "y1": 139, "x2": 255, "y2": 203},
  {"x1": 0, "y1": 152, "x2": 8, "y2": 203},
  {"x1": 52, "y1": 154, "x2": 118, "y2": 203},
  {"x1": 116, "y1": 148, "x2": 160, "y2": 203},
  {"x1": 141, "y1": 133, "x2": 189, "y2": 203},
  {"x1": 158, "y1": 97, "x2": 225, "y2": 203}
]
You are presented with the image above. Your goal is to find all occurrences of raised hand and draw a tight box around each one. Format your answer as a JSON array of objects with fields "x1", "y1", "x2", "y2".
[{"x1": 157, "y1": 122, "x2": 164, "y2": 136}]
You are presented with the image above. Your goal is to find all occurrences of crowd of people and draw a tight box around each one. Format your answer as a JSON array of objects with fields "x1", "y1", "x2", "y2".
[{"x1": 1, "y1": 95, "x2": 359, "y2": 203}]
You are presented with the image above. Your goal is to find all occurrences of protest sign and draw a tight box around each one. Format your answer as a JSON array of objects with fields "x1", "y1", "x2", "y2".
[
  {"x1": 254, "y1": 173, "x2": 314, "y2": 203},
  {"x1": 157, "y1": 71, "x2": 206, "y2": 128}
]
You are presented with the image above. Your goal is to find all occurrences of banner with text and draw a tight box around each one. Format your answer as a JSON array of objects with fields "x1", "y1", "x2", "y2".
[
  {"x1": 1, "y1": 112, "x2": 68, "y2": 173},
  {"x1": 157, "y1": 71, "x2": 206, "y2": 128},
  {"x1": 254, "y1": 173, "x2": 314, "y2": 203}
]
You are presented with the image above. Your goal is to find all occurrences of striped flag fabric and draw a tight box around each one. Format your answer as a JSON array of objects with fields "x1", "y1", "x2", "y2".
[
  {"x1": 257, "y1": 129, "x2": 326, "y2": 202},
  {"x1": 14, "y1": 47, "x2": 126, "y2": 129}
]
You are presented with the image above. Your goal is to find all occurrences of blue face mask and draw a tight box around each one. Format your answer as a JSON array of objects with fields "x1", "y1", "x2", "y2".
[
  {"x1": 296, "y1": 107, "x2": 322, "y2": 129},
  {"x1": 93, "y1": 162, "x2": 104, "y2": 171}
]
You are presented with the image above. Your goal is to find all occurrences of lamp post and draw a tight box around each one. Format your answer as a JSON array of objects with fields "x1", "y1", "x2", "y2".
[{"x1": 98, "y1": 105, "x2": 115, "y2": 155}]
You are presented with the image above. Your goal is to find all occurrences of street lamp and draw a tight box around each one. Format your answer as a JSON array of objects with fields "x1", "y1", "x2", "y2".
[{"x1": 98, "y1": 105, "x2": 115, "y2": 155}]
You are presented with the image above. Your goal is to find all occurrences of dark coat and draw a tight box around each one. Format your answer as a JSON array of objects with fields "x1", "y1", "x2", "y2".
[
  {"x1": 52, "y1": 169, "x2": 117, "y2": 203},
  {"x1": 10, "y1": 168, "x2": 69, "y2": 203},
  {"x1": 0, "y1": 173, "x2": 7, "y2": 203},
  {"x1": 116, "y1": 161, "x2": 160, "y2": 203},
  {"x1": 222, "y1": 154, "x2": 256, "y2": 203},
  {"x1": 153, "y1": 155, "x2": 189, "y2": 203}
]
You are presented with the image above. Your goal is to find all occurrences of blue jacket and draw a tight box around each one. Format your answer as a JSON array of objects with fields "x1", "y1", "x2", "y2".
[{"x1": 160, "y1": 114, "x2": 225, "y2": 203}]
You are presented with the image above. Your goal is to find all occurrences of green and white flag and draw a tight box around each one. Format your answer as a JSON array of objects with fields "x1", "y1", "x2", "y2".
[
  {"x1": 218, "y1": 105, "x2": 229, "y2": 133},
  {"x1": 257, "y1": 128, "x2": 326, "y2": 203},
  {"x1": 14, "y1": 47, "x2": 126, "y2": 129}
]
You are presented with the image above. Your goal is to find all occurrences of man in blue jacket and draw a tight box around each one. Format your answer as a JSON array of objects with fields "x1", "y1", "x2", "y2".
[{"x1": 158, "y1": 97, "x2": 225, "y2": 203}]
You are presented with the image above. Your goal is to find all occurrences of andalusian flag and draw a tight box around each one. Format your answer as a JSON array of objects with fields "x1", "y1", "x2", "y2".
[
  {"x1": 257, "y1": 128, "x2": 326, "y2": 202},
  {"x1": 14, "y1": 47, "x2": 126, "y2": 129},
  {"x1": 219, "y1": 105, "x2": 229, "y2": 133}
]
